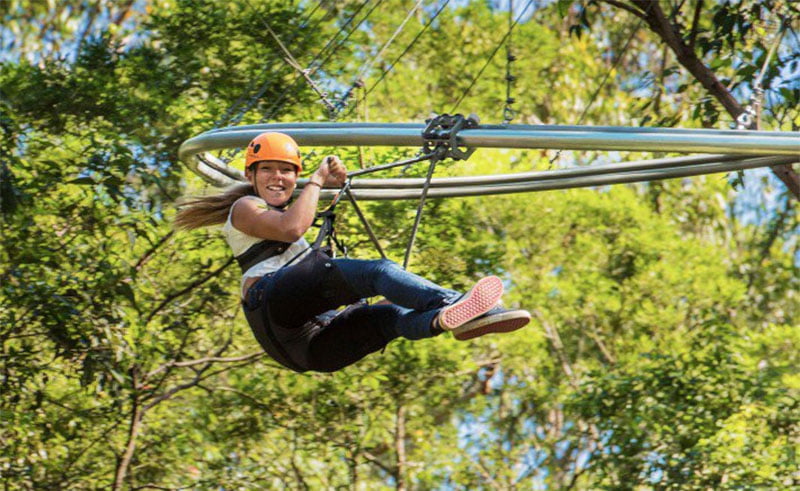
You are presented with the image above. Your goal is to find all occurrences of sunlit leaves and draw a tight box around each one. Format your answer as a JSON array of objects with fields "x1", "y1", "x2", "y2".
[{"x1": 2, "y1": 0, "x2": 798, "y2": 488}]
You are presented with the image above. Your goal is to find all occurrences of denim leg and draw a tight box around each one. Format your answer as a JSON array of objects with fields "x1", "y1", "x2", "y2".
[
  {"x1": 333, "y1": 258, "x2": 459, "y2": 311},
  {"x1": 377, "y1": 304, "x2": 442, "y2": 341},
  {"x1": 307, "y1": 303, "x2": 442, "y2": 372}
]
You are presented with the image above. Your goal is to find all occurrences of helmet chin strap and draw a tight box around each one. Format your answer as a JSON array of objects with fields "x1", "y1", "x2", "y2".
[{"x1": 271, "y1": 198, "x2": 291, "y2": 211}]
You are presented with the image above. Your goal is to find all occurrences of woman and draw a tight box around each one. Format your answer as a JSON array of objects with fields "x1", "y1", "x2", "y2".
[{"x1": 175, "y1": 132, "x2": 530, "y2": 373}]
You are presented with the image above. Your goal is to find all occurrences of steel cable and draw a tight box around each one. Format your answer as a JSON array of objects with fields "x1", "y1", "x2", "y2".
[{"x1": 450, "y1": 0, "x2": 535, "y2": 113}]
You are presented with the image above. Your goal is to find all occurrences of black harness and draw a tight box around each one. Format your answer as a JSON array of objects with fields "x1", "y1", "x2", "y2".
[
  {"x1": 233, "y1": 206, "x2": 342, "y2": 274},
  {"x1": 234, "y1": 200, "x2": 299, "y2": 274},
  {"x1": 239, "y1": 194, "x2": 354, "y2": 372},
  {"x1": 235, "y1": 239, "x2": 293, "y2": 272}
]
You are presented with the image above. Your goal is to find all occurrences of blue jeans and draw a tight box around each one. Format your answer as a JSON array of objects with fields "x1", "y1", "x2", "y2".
[
  {"x1": 334, "y1": 257, "x2": 460, "y2": 341},
  {"x1": 244, "y1": 251, "x2": 460, "y2": 372}
]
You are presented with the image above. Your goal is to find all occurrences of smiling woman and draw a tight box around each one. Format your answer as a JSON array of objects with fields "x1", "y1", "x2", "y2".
[{"x1": 174, "y1": 131, "x2": 531, "y2": 373}]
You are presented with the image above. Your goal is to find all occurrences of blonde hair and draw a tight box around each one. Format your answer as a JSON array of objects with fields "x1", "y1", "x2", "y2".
[{"x1": 174, "y1": 183, "x2": 255, "y2": 230}]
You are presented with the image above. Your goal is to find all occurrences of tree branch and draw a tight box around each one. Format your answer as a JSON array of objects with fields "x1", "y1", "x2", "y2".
[
  {"x1": 395, "y1": 404, "x2": 407, "y2": 491},
  {"x1": 535, "y1": 311, "x2": 579, "y2": 391},
  {"x1": 132, "y1": 484, "x2": 193, "y2": 490},
  {"x1": 144, "y1": 256, "x2": 234, "y2": 325},
  {"x1": 770, "y1": 165, "x2": 800, "y2": 199},
  {"x1": 461, "y1": 448, "x2": 501, "y2": 490},
  {"x1": 144, "y1": 327, "x2": 196, "y2": 397},
  {"x1": 747, "y1": 196, "x2": 794, "y2": 290},
  {"x1": 290, "y1": 434, "x2": 311, "y2": 491},
  {"x1": 687, "y1": 0, "x2": 704, "y2": 49},
  {"x1": 144, "y1": 351, "x2": 264, "y2": 381},
  {"x1": 113, "y1": 388, "x2": 143, "y2": 490},
  {"x1": 111, "y1": 0, "x2": 136, "y2": 27},
  {"x1": 62, "y1": 421, "x2": 119, "y2": 480},
  {"x1": 143, "y1": 358, "x2": 261, "y2": 412},
  {"x1": 534, "y1": 311, "x2": 606, "y2": 451},
  {"x1": 211, "y1": 386, "x2": 290, "y2": 429},
  {"x1": 134, "y1": 231, "x2": 174, "y2": 271},
  {"x1": 362, "y1": 451, "x2": 396, "y2": 476},
  {"x1": 600, "y1": 0, "x2": 647, "y2": 20},
  {"x1": 624, "y1": 0, "x2": 800, "y2": 199}
]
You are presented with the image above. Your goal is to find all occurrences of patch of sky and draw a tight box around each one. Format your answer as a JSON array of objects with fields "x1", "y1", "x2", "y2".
[
  {"x1": 0, "y1": 1, "x2": 151, "y2": 64},
  {"x1": 730, "y1": 167, "x2": 788, "y2": 227},
  {"x1": 729, "y1": 167, "x2": 799, "y2": 265},
  {"x1": 455, "y1": 401, "x2": 563, "y2": 487},
  {"x1": 642, "y1": 451, "x2": 668, "y2": 484}
]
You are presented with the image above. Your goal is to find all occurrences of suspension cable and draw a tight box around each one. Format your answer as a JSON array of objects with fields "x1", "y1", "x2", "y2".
[
  {"x1": 218, "y1": 0, "x2": 380, "y2": 163},
  {"x1": 503, "y1": 0, "x2": 517, "y2": 124},
  {"x1": 223, "y1": 0, "x2": 375, "y2": 130},
  {"x1": 403, "y1": 156, "x2": 439, "y2": 269},
  {"x1": 334, "y1": 0, "x2": 426, "y2": 115},
  {"x1": 242, "y1": 0, "x2": 337, "y2": 114},
  {"x1": 549, "y1": 9, "x2": 647, "y2": 166},
  {"x1": 244, "y1": 0, "x2": 384, "y2": 124},
  {"x1": 341, "y1": 0, "x2": 452, "y2": 121},
  {"x1": 736, "y1": 19, "x2": 788, "y2": 130},
  {"x1": 213, "y1": 2, "x2": 325, "y2": 128},
  {"x1": 344, "y1": 188, "x2": 387, "y2": 259},
  {"x1": 450, "y1": 0, "x2": 535, "y2": 114}
]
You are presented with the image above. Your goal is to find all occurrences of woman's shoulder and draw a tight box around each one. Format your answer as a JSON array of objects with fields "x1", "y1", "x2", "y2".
[
  {"x1": 234, "y1": 194, "x2": 266, "y2": 206},
  {"x1": 225, "y1": 195, "x2": 264, "y2": 229},
  {"x1": 231, "y1": 195, "x2": 268, "y2": 214}
]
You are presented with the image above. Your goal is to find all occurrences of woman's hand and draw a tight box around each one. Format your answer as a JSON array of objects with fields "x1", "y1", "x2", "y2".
[{"x1": 312, "y1": 155, "x2": 347, "y2": 187}]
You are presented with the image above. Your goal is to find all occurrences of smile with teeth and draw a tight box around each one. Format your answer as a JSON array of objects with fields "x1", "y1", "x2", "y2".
[{"x1": 266, "y1": 185, "x2": 285, "y2": 192}]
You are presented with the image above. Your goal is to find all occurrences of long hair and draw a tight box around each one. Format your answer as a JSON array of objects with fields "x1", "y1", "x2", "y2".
[{"x1": 173, "y1": 183, "x2": 255, "y2": 230}]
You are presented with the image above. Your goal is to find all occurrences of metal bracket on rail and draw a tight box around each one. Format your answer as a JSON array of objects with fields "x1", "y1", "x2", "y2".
[
  {"x1": 422, "y1": 113, "x2": 480, "y2": 161},
  {"x1": 400, "y1": 113, "x2": 479, "y2": 269}
]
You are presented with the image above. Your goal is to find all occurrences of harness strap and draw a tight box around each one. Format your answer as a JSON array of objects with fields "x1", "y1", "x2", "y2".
[
  {"x1": 236, "y1": 239, "x2": 293, "y2": 273},
  {"x1": 244, "y1": 304, "x2": 306, "y2": 373},
  {"x1": 310, "y1": 180, "x2": 352, "y2": 256}
]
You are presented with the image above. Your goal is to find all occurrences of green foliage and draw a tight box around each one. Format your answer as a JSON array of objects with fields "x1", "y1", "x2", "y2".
[
  {"x1": 562, "y1": 0, "x2": 800, "y2": 129},
  {"x1": 1, "y1": 0, "x2": 798, "y2": 489},
  {"x1": 576, "y1": 325, "x2": 799, "y2": 488}
]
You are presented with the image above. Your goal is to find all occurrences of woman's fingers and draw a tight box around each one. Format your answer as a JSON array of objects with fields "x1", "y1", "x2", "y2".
[
  {"x1": 320, "y1": 155, "x2": 347, "y2": 186},
  {"x1": 328, "y1": 156, "x2": 347, "y2": 183}
]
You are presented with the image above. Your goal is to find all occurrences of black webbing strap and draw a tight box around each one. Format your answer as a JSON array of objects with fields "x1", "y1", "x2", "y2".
[
  {"x1": 236, "y1": 186, "x2": 346, "y2": 278},
  {"x1": 310, "y1": 180, "x2": 351, "y2": 256},
  {"x1": 312, "y1": 209, "x2": 335, "y2": 251},
  {"x1": 235, "y1": 239, "x2": 294, "y2": 273}
]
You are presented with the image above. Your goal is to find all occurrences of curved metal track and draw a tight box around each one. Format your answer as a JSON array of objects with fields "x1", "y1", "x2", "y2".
[{"x1": 178, "y1": 123, "x2": 800, "y2": 197}]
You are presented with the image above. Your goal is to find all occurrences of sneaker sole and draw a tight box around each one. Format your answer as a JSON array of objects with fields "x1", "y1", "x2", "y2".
[
  {"x1": 439, "y1": 276, "x2": 504, "y2": 330},
  {"x1": 452, "y1": 310, "x2": 531, "y2": 341}
]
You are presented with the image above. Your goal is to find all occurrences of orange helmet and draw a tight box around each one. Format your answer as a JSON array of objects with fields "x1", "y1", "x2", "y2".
[{"x1": 245, "y1": 132, "x2": 302, "y2": 173}]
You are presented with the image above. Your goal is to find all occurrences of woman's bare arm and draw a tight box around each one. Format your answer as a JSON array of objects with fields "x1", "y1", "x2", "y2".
[{"x1": 232, "y1": 156, "x2": 346, "y2": 242}]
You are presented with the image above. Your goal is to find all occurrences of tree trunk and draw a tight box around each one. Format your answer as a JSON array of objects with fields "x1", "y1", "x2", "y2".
[
  {"x1": 113, "y1": 397, "x2": 142, "y2": 490},
  {"x1": 624, "y1": 0, "x2": 800, "y2": 198},
  {"x1": 395, "y1": 404, "x2": 407, "y2": 491}
]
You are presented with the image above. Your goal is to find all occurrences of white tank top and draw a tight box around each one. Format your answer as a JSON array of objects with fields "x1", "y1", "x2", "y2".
[{"x1": 222, "y1": 196, "x2": 310, "y2": 297}]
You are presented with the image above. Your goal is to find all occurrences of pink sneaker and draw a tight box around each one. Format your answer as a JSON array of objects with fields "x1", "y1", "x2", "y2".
[
  {"x1": 451, "y1": 307, "x2": 531, "y2": 341},
  {"x1": 438, "y1": 276, "x2": 504, "y2": 330}
]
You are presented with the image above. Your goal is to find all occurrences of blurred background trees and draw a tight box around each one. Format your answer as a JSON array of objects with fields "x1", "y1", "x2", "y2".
[{"x1": 1, "y1": 0, "x2": 797, "y2": 488}]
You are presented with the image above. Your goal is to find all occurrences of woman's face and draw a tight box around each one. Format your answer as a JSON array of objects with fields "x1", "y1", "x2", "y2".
[{"x1": 247, "y1": 160, "x2": 298, "y2": 207}]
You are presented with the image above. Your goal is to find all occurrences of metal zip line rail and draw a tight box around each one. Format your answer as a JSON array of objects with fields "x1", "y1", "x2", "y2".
[
  {"x1": 314, "y1": 155, "x2": 798, "y2": 200},
  {"x1": 178, "y1": 122, "x2": 800, "y2": 194},
  {"x1": 344, "y1": 154, "x2": 760, "y2": 188}
]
